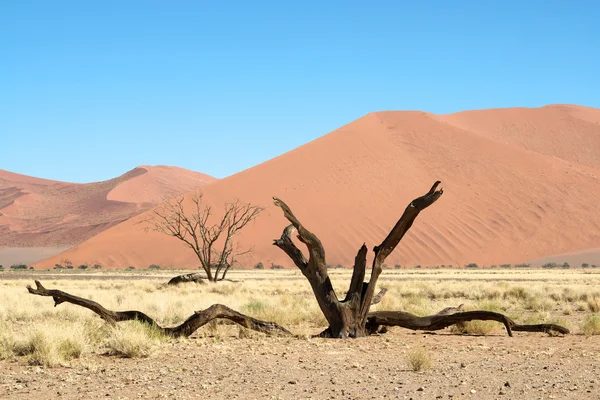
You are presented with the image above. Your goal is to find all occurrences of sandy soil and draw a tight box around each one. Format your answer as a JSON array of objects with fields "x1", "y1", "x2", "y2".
[
  {"x1": 1, "y1": 329, "x2": 598, "y2": 400},
  {"x1": 36, "y1": 104, "x2": 600, "y2": 270},
  {"x1": 0, "y1": 166, "x2": 215, "y2": 249}
]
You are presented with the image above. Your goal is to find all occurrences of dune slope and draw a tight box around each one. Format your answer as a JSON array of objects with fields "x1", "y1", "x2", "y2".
[
  {"x1": 36, "y1": 105, "x2": 600, "y2": 269},
  {"x1": 0, "y1": 166, "x2": 215, "y2": 249}
]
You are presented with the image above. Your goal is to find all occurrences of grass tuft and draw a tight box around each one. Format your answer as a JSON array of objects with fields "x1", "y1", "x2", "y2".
[
  {"x1": 582, "y1": 314, "x2": 600, "y2": 336},
  {"x1": 105, "y1": 321, "x2": 167, "y2": 358},
  {"x1": 406, "y1": 347, "x2": 433, "y2": 371}
]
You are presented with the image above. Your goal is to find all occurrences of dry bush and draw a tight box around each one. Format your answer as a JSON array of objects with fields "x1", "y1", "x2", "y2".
[
  {"x1": 582, "y1": 314, "x2": 600, "y2": 336},
  {"x1": 587, "y1": 297, "x2": 600, "y2": 313},
  {"x1": 105, "y1": 321, "x2": 167, "y2": 358},
  {"x1": 406, "y1": 347, "x2": 433, "y2": 371}
]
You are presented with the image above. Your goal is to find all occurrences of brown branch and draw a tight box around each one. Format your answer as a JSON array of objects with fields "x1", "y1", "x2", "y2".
[
  {"x1": 27, "y1": 281, "x2": 291, "y2": 338},
  {"x1": 373, "y1": 181, "x2": 443, "y2": 262},
  {"x1": 359, "y1": 181, "x2": 444, "y2": 321},
  {"x1": 272, "y1": 225, "x2": 308, "y2": 270},
  {"x1": 365, "y1": 310, "x2": 570, "y2": 337},
  {"x1": 344, "y1": 244, "x2": 367, "y2": 303},
  {"x1": 370, "y1": 288, "x2": 388, "y2": 305},
  {"x1": 272, "y1": 197, "x2": 326, "y2": 269}
]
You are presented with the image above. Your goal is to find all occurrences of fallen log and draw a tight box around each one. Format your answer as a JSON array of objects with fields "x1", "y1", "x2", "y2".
[
  {"x1": 167, "y1": 273, "x2": 207, "y2": 285},
  {"x1": 366, "y1": 309, "x2": 569, "y2": 336},
  {"x1": 26, "y1": 280, "x2": 291, "y2": 338}
]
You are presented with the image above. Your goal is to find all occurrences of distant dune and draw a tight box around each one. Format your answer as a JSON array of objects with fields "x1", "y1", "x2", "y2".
[
  {"x1": 0, "y1": 166, "x2": 215, "y2": 264},
  {"x1": 36, "y1": 105, "x2": 600, "y2": 270}
]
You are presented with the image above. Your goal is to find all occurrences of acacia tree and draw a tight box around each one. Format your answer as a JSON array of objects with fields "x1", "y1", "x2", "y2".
[{"x1": 145, "y1": 192, "x2": 263, "y2": 282}]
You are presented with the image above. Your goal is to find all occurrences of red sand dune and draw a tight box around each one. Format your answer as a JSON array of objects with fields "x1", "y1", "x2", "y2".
[
  {"x1": 36, "y1": 105, "x2": 600, "y2": 269},
  {"x1": 0, "y1": 166, "x2": 215, "y2": 248}
]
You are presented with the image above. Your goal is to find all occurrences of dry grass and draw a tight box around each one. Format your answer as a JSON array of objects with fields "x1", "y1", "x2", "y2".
[
  {"x1": 1, "y1": 268, "x2": 599, "y2": 366},
  {"x1": 105, "y1": 321, "x2": 167, "y2": 358},
  {"x1": 582, "y1": 314, "x2": 600, "y2": 336},
  {"x1": 406, "y1": 347, "x2": 433, "y2": 371}
]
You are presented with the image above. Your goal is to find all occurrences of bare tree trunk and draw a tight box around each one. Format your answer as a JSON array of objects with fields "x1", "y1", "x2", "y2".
[
  {"x1": 273, "y1": 181, "x2": 444, "y2": 338},
  {"x1": 26, "y1": 281, "x2": 290, "y2": 337}
]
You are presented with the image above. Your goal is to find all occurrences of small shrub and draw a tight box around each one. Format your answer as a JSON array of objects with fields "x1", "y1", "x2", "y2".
[
  {"x1": 66, "y1": 265, "x2": 73, "y2": 269},
  {"x1": 500, "y1": 264, "x2": 511, "y2": 269},
  {"x1": 25, "y1": 331, "x2": 59, "y2": 367},
  {"x1": 242, "y1": 299, "x2": 269, "y2": 315},
  {"x1": 394, "y1": 264, "x2": 402, "y2": 269},
  {"x1": 503, "y1": 286, "x2": 529, "y2": 300},
  {"x1": 582, "y1": 263, "x2": 590, "y2": 268},
  {"x1": 582, "y1": 315, "x2": 600, "y2": 336},
  {"x1": 561, "y1": 262, "x2": 571, "y2": 269},
  {"x1": 58, "y1": 338, "x2": 85, "y2": 360},
  {"x1": 148, "y1": 264, "x2": 161, "y2": 270},
  {"x1": 381, "y1": 264, "x2": 389, "y2": 269},
  {"x1": 335, "y1": 264, "x2": 344, "y2": 269},
  {"x1": 464, "y1": 263, "x2": 478, "y2": 269},
  {"x1": 105, "y1": 322, "x2": 165, "y2": 358},
  {"x1": 128, "y1": 266, "x2": 135, "y2": 270},
  {"x1": 406, "y1": 348, "x2": 433, "y2": 371},
  {"x1": 453, "y1": 320, "x2": 499, "y2": 335},
  {"x1": 587, "y1": 297, "x2": 600, "y2": 313},
  {"x1": 514, "y1": 263, "x2": 530, "y2": 268},
  {"x1": 543, "y1": 262, "x2": 559, "y2": 269},
  {"x1": 54, "y1": 264, "x2": 64, "y2": 269},
  {"x1": 92, "y1": 264, "x2": 102, "y2": 269},
  {"x1": 253, "y1": 262, "x2": 265, "y2": 270},
  {"x1": 0, "y1": 265, "x2": 4, "y2": 271},
  {"x1": 10, "y1": 264, "x2": 28, "y2": 270},
  {"x1": 270, "y1": 264, "x2": 284, "y2": 270},
  {"x1": 78, "y1": 264, "x2": 88, "y2": 270}
]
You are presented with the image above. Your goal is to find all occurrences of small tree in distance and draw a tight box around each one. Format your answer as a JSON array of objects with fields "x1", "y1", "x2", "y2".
[{"x1": 144, "y1": 191, "x2": 264, "y2": 282}]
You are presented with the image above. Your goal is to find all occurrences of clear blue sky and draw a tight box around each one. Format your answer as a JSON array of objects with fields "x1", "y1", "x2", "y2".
[{"x1": 1, "y1": 1, "x2": 598, "y2": 182}]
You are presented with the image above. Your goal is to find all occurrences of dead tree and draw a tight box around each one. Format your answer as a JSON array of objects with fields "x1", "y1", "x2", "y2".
[
  {"x1": 27, "y1": 182, "x2": 569, "y2": 339},
  {"x1": 271, "y1": 181, "x2": 443, "y2": 337},
  {"x1": 272, "y1": 181, "x2": 568, "y2": 338},
  {"x1": 144, "y1": 192, "x2": 263, "y2": 282}
]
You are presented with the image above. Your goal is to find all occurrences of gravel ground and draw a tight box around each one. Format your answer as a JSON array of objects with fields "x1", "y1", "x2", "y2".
[{"x1": 1, "y1": 329, "x2": 599, "y2": 400}]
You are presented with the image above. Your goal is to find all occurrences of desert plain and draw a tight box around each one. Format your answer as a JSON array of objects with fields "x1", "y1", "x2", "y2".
[{"x1": 1, "y1": 268, "x2": 600, "y2": 400}]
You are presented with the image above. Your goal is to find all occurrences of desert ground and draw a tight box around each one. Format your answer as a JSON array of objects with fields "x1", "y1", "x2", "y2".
[{"x1": 1, "y1": 268, "x2": 599, "y2": 399}]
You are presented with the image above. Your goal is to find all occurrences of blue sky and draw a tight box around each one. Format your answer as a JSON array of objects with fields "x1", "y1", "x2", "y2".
[{"x1": 1, "y1": 1, "x2": 598, "y2": 182}]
